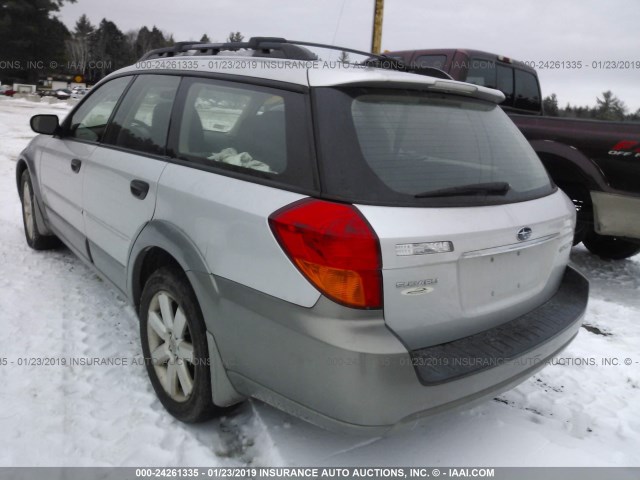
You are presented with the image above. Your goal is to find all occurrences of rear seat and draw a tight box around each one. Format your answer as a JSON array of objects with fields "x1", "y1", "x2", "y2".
[{"x1": 239, "y1": 110, "x2": 287, "y2": 173}]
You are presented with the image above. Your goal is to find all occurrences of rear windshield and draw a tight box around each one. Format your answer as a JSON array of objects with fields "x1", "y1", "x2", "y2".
[{"x1": 313, "y1": 87, "x2": 554, "y2": 206}]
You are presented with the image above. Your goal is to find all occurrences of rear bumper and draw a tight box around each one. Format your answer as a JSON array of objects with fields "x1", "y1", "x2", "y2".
[
  {"x1": 411, "y1": 267, "x2": 588, "y2": 385},
  {"x1": 211, "y1": 266, "x2": 589, "y2": 434},
  {"x1": 591, "y1": 191, "x2": 640, "y2": 239}
]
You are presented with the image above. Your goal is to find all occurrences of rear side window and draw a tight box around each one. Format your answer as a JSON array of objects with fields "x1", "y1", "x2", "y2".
[
  {"x1": 104, "y1": 75, "x2": 180, "y2": 155},
  {"x1": 171, "y1": 78, "x2": 316, "y2": 191},
  {"x1": 177, "y1": 81, "x2": 286, "y2": 173},
  {"x1": 466, "y1": 60, "x2": 539, "y2": 112},
  {"x1": 514, "y1": 69, "x2": 541, "y2": 112},
  {"x1": 496, "y1": 65, "x2": 514, "y2": 105},
  {"x1": 413, "y1": 55, "x2": 447, "y2": 70},
  {"x1": 314, "y1": 88, "x2": 554, "y2": 207},
  {"x1": 67, "y1": 77, "x2": 130, "y2": 142},
  {"x1": 465, "y1": 59, "x2": 496, "y2": 88}
]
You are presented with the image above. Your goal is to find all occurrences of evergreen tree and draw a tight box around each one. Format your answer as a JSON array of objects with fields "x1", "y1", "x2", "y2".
[
  {"x1": 563, "y1": 103, "x2": 574, "y2": 118},
  {"x1": 89, "y1": 19, "x2": 131, "y2": 80},
  {"x1": 74, "y1": 14, "x2": 93, "y2": 37},
  {"x1": 595, "y1": 91, "x2": 627, "y2": 121},
  {"x1": 227, "y1": 32, "x2": 244, "y2": 42},
  {"x1": 0, "y1": 0, "x2": 74, "y2": 83},
  {"x1": 136, "y1": 25, "x2": 169, "y2": 58},
  {"x1": 542, "y1": 93, "x2": 559, "y2": 116}
]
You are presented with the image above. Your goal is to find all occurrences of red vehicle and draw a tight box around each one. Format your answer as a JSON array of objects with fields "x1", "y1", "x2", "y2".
[
  {"x1": 1, "y1": 86, "x2": 16, "y2": 96},
  {"x1": 386, "y1": 48, "x2": 640, "y2": 259}
]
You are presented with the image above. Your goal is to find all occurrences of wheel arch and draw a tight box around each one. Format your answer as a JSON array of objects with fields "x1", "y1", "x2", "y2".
[
  {"x1": 16, "y1": 158, "x2": 28, "y2": 195},
  {"x1": 530, "y1": 139, "x2": 609, "y2": 193},
  {"x1": 16, "y1": 157, "x2": 53, "y2": 237},
  {"x1": 129, "y1": 219, "x2": 245, "y2": 407},
  {"x1": 128, "y1": 220, "x2": 211, "y2": 308}
]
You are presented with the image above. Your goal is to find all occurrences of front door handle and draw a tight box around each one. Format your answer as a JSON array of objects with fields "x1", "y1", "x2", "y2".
[
  {"x1": 130, "y1": 180, "x2": 150, "y2": 200},
  {"x1": 70, "y1": 158, "x2": 82, "y2": 173}
]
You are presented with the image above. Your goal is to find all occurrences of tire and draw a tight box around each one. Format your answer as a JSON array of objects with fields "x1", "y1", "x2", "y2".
[
  {"x1": 558, "y1": 183, "x2": 592, "y2": 246},
  {"x1": 20, "y1": 169, "x2": 60, "y2": 250},
  {"x1": 583, "y1": 231, "x2": 640, "y2": 260},
  {"x1": 139, "y1": 266, "x2": 222, "y2": 423},
  {"x1": 572, "y1": 213, "x2": 591, "y2": 246}
]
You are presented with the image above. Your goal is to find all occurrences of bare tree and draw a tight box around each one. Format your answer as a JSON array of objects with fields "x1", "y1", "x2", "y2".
[
  {"x1": 65, "y1": 15, "x2": 94, "y2": 75},
  {"x1": 125, "y1": 30, "x2": 137, "y2": 56},
  {"x1": 66, "y1": 38, "x2": 90, "y2": 74}
]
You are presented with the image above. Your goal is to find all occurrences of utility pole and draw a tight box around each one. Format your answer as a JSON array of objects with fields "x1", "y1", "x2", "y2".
[{"x1": 371, "y1": 0, "x2": 384, "y2": 54}]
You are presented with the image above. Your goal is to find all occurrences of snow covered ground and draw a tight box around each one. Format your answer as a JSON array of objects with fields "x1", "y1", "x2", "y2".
[{"x1": 0, "y1": 97, "x2": 639, "y2": 467}]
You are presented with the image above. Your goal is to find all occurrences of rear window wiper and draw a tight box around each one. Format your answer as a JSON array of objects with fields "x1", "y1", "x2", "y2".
[{"x1": 414, "y1": 182, "x2": 511, "y2": 198}]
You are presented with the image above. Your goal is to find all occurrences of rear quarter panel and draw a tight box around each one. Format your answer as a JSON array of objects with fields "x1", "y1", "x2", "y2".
[{"x1": 153, "y1": 163, "x2": 320, "y2": 307}]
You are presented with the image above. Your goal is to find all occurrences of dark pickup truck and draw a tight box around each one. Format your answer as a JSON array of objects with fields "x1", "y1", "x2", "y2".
[{"x1": 387, "y1": 48, "x2": 640, "y2": 260}]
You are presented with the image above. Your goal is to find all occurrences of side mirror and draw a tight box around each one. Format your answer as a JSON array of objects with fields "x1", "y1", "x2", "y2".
[{"x1": 30, "y1": 114, "x2": 60, "y2": 135}]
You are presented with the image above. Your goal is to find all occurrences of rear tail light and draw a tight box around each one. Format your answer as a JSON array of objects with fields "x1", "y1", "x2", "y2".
[{"x1": 269, "y1": 198, "x2": 382, "y2": 309}]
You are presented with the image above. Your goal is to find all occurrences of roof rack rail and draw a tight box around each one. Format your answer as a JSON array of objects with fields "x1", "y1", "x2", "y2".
[
  {"x1": 139, "y1": 37, "x2": 389, "y2": 61},
  {"x1": 138, "y1": 37, "x2": 452, "y2": 79}
]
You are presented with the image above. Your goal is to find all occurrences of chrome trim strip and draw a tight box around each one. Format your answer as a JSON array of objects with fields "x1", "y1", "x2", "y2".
[{"x1": 461, "y1": 233, "x2": 560, "y2": 259}]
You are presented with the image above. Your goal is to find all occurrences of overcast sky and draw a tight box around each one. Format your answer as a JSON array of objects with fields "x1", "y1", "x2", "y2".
[{"x1": 59, "y1": 0, "x2": 640, "y2": 111}]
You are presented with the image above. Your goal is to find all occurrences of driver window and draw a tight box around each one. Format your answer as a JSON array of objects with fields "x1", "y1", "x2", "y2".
[
  {"x1": 67, "y1": 76, "x2": 131, "y2": 142},
  {"x1": 104, "y1": 75, "x2": 180, "y2": 155}
]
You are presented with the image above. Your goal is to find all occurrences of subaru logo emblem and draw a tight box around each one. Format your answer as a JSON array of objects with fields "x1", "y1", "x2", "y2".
[{"x1": 517, "y1": 227, "x2": 532, "y2": 241}]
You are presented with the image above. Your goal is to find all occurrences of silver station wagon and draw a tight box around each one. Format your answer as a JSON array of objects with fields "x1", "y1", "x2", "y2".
[{"x1": 17, "y1": 38, "x2": 589, "y2": 433}]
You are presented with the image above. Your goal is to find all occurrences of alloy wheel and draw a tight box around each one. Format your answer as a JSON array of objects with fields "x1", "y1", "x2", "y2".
[{"x1": 147, "y1": 291, "x2": 195, "y2": 402}]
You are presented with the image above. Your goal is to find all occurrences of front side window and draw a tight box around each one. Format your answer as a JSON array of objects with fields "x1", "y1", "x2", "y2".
[
  {"x1": 67, "y1": 76, "x2": 131, "y2": 142},
  {"x1": 104, "y1": 75, "x2": 181, "y2": 155},
  {"x1": 177, "y1": 80, "x2": 288, "y2": 174}
]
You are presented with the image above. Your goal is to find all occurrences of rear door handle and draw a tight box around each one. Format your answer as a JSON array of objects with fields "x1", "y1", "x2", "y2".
[
  {"x1": 71, "y1": 158, "x2": 82, "y2": 173},
  {"x1": 130, "y1": 180, "x2": 150, "y2": 200}
]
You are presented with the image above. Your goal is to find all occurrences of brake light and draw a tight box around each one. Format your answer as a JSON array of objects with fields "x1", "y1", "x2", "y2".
[{"x1": 269, "y1": 199, "x2": 382, "y2": 309}]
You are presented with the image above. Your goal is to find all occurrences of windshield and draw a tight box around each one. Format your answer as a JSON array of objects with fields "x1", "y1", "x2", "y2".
[{"x1": 314, "y1": 87, "x2": 554, "y2": 206}]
